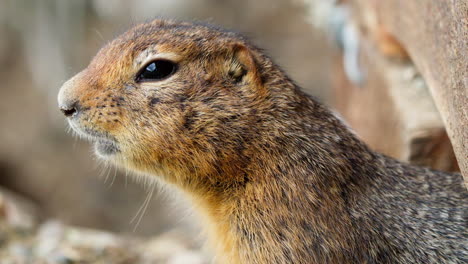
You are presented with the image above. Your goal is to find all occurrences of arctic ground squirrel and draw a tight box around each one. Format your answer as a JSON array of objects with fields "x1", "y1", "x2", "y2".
[{"x1": 58, "y1": 19, "x2": 467, "y2": 264}]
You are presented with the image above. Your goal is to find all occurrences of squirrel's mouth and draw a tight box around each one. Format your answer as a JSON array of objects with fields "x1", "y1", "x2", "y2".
[{"x1": 68, "y1": 121, "x2": 120, "y2": 156}]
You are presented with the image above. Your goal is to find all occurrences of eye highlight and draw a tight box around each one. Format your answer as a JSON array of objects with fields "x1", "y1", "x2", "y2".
[{"x1": 136, "y1": 60, "x2": 177, "y2": 82}]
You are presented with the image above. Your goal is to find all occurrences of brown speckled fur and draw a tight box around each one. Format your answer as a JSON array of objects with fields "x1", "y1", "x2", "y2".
[{"x1": 58, "y1": 19, "x2": 467, "y2": 264}]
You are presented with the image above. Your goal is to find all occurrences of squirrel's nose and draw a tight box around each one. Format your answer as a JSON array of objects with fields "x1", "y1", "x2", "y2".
[
  {"x1": 59, "y1": 101, "x2": 80, "y2": 117},
  {"x1": 58, "y1": 70, "x2": 86, "y2": 118}
]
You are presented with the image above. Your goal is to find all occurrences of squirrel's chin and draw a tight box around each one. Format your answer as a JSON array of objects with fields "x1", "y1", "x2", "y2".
[{"x1": 94, "y1": 140, "x2": 120, "y2": 158}]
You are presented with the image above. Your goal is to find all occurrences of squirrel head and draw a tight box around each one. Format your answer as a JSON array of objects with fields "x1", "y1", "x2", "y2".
[{"x1": 58, "y1": 19, "x2": 282, "y2": 192}]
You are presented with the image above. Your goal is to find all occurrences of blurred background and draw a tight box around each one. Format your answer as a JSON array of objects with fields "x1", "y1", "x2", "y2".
[{"x1": 0, "y1": 0, "x2": 333, "y2": 237}]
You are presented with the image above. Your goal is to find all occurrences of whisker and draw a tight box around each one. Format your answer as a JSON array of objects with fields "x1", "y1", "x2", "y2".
[
  {"x1": 109, "y1": 166, "x2": 117, "y2": 187},
  {"x1": 130, "y1": 182, "x2": 155, "y2": 231},
  {"x1": 93, "y1": 28, "x2": 105, "y2": 42},
  {"x1": 125, "y1": 168, "x2": 129, "y2": 188},
  {"x1": 103, "y1": 164, "x2": 112, "y2": 184},
  {"x1": 97, "y1": 162, "x2": 109, "y2": 179}
]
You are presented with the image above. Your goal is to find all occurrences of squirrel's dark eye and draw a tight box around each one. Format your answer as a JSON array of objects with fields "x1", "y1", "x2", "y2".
[{"x1": 136, "y1": 60, "x2": 177, "y2": 82}]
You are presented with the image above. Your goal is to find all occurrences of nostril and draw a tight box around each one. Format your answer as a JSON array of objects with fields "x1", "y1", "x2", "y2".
[
  {"x1": 61, "y1": 107, "x2": 76, "y2": 117},
  {"x1": 60, "y1": 101, "x2": 80, "y2": 117}
]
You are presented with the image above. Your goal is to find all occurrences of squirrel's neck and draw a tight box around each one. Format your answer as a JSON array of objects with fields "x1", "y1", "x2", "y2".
[{"x1": 189, "y1": 91, "x2": 383, "y2": 263}]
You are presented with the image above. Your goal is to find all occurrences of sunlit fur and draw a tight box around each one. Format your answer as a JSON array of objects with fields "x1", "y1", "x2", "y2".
[{"x1": 58, "y1": 19, "x2": 467, "y2": 264}]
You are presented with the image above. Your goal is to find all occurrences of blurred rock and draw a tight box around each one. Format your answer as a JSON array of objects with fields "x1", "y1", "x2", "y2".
[
  {"x1": 0, "y1": 187, "x2": 40, "y2": 229},
  {"x1": 301, "y1": 0, "x2": 460, "y2": 173},
  {"x1": 0, "y1": 188, "x2": 208, "y2": 263}
]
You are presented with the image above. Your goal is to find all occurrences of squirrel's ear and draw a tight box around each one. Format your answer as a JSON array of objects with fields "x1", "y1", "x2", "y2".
[{"x1": 227, "y1": 43, "x2": 261, "y2": 86}]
